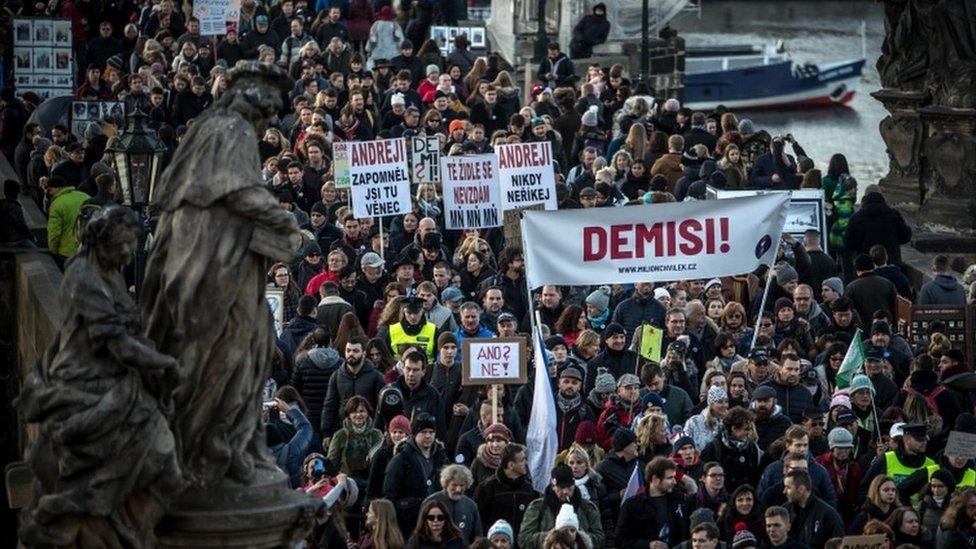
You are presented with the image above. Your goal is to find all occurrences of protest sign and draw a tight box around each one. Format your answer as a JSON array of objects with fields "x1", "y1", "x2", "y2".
[
  {"x1": 840, "y1": 534, "x2": 886, "y2": 549},
  {"x1": 522, "y1": 193, "x2": 789, "y2": 289},
  {"x1": 441, "y1": 154, "x2": 502, "y2": 230},
  {"x1": 638, "y1": 324, "x2": 664, "y2": 363},
  {"x1": 709, "y1": 187, "x2": 828, "y2": 252},
  {"x1": 462, "y1": 338, "x2": 528, "y2": 385},
  {"x1": 332, "y1": 141, "x2": 351, "y2": 188},
  {"x1": 945, "y1": 430, "x2": 976, "y2": 460},
  {"x1": 411, "y1": 135, "x2": 440, "y2": 184},
  {"x1": 194, "y1": 0, "x2": 241, "y2": 35},
  {"x1": 342, "y1": 139, "x2": 411, "y2": 218},
  {"x1": 496, "y1": 142, "x2": 558, "y2": 211}
]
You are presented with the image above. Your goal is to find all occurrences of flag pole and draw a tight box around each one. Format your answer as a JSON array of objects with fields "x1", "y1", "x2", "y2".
[
  {"x1": 749, "y1": 267, "x2": 775, "y2": 352},
  {"x1": 379, "y1": 216, "x2": 385, "y2": 261}
]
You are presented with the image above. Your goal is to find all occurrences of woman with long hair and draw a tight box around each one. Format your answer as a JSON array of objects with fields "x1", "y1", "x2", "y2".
[
  {"x1": 822, "y1": 153, "x2": 850, "y2": 207},
  {"x1": 937, "y1": 487, "x2": 976, "y2": 548},
  {"x1": 259, "y1": 128, "x2": 290, "y2": 162},
  {"x1": 719, "y1": 484, "x2": 764, "y2": 545},
  {"x1": 553, "y1": 305, "x2": 587, "y2": 348},
  {"x1": 459, "y1": 250, "x2": 495, "y2": 300},
  {"x1": 644, "y1": 130, "x2": 668, "y2": 167},
  {"x1": 714, "y1": 112, "x2": 741, "y2": 156},
  {"x1": 328, "y1": 396, "x2": 383, "y2": 488},
  {"x1": 885, "y1": 505, "x2": 929, "y2": 546},
  {"x1": 622, "y1": 123, "x2": 648, "y2": 166},
  {"x1": 562, "y1": 443, "x2": 612, "y2": 537},
  {"x1": 406, "y1": 499, "x2": 466, "y2": 549},
  {"x1": 416, "y1": 38, "x2": 443, "y2": 69},
  {"x1": 391, "y1": 211, "x2": 420, "y2": 256},
  {"x1": 415, "y1": 182, "x2": 442, "y2": 222},
  {"x1": 920, "y1": 469, "x2": 956, "y2": 534},
  {"x1": 717, "y1": 144, "x2": 748, "y2": 189},
  {"x1": 333, "y1": 312, "x2": 367, "y2": 361},
  {"x1": 684, "y1": 386, "x2": 730, "y2": 450},
  {"x1": 267, "y1": 262, "x2": 302, "y2": 324},
  {"x1": 358, "y1": 499, "x2": 405, "y2": 549},
  {"x1": 368, "y1": 282, "x2": 405, "y2": 336},
  {"x1": 571, "y1": 330, "x2": 602, "y2": 364},
  {"x1": 366, "y1": 337, "x2": 396, "y2": 374},
  {"x1": 635, "y1": 412, "x2": 672, "y2": 460},
  {"x1": 719, "y1": 302, "x2": 748, "y2": 342},
  {"x1": 464, "y1": 58, "x2": 488, "y2": 100},
  {"x1": 853, "y1": 475, "x2": 901, "y2": 534}
]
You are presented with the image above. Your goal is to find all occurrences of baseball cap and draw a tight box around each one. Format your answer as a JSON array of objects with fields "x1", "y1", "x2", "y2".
[
  {"x1": 752, "y1": 386, "x2": 777, "y2": 401},
  {"x1": 441, "y1": 286, "x2": 463, "y2": 304},
  {"x1": 828, "y1": 427, "x2": 854, "y2": 449},
  {"x1": 748, "y1": 349, "x2": 770, "y2": 364},
  {"x1": 360, "y1": 252, "x2": 384, "y2": 268},
  {"x1": 834, "y1": 409, "x2": 857, "y2": 425},
  {"x1": 497, "y1": 312, "x2": 518, "y2": 324}
]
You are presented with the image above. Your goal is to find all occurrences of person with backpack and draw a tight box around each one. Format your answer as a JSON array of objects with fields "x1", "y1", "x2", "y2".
[
  {"x1": 893, "y1": 368, "x2": 963, "y2": 443},
  {"x1": 570, "y1": 106, "x2": 607, "y2": 163}
]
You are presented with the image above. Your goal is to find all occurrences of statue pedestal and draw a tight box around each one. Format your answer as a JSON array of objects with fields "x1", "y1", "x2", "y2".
[
  {"x1": 156, "y1": 466, "x2": 320, "y2": 548},
  {"x1": 872, "y1": 89, "x2": 928, "y2": 212}
]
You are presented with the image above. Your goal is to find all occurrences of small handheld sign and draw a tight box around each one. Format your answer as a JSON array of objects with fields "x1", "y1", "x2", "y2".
[{"x1": 462, "y1": 337, "x2": 528, "y2": 386}]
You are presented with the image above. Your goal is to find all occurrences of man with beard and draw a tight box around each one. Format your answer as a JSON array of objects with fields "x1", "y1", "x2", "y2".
[
  {"x1": 330, "y1": 214, "x2": 368, "y2": 266},
  {"x1": 595, "y1": 430, "x2": 640, "y2": 543},
  {"x1": 661, "y1": 309, "x2": 706, "y2": 389},
  {"x1": 657, "y1": 340, "x2": 698, "y2": 407},
  {"x1": 802, "y1": 409, "x2": 829, "y2": 457},
  {"x1": 792, "y1": 284, "x2": 831, "y2": 338},
  {"x1": 306, "y1": 202, "x2": 342, "y2": 251},
  {"x1": 611, "y1": 282, "x2": 667, "y2": 346},
  {"x1": 783, "y1": 469, "x2": 844, "y2": 548},
  {"x1": 752, "y1": 385, "x2": 792, "y2": 453},
  {"x1": 417, "y1": 281, "x2": 458, "y2": 333},
  {"x1": 320, "y1": 336, "x2": 386, "y2": 439},
  {"x1": 337, "y1": 266, "x2": 370, "y2": 327},
  {"x1": 383, "y1": 412, "x2": 448, "y2": 533},
  {"x1": 554, "y1": 366, "x2": 596, "y2": 451},
  {"x1": 644, "y1": 363, "x2": 694, "y2": 427},
  {"x1": 480, "y1": 247, "x2": 528, "y2": 321},
  {"x1": 584, "y1": 323, "x2": 639, "y2": 394},
  {"x1": 685, "y1": 300, "x2": 718, "y2": 361},
  {"x1": 518, "y1": 464, "x2": 604, "y2": 549},
  {"x1": 758, "y1": 425, "x2": 837, "y2": 508},
  {"x1": 758, "y1": 354, "x2": 812, "y2": 424},
  {"x1": 616, "y1": 457, "x2": 691, "y2": 548},
  {"x1": 815, "y1": 427, "x2": 862, "y2": 528}
]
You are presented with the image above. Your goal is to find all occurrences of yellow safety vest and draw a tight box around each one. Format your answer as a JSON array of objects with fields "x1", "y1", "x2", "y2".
[
  {"x1": 389, "y1": 321, "x2": 437, "y2": 361},
  {"x1": 925, "y1": 465, "x2": 976, "y2": 488},
  {"x1": 885, "y1": 451, "x2": 935, "y2": 486}
]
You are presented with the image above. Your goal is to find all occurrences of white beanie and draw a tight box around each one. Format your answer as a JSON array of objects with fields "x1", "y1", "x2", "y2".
[
  {"x1": 581, "y1": 105, "x2": 599, "y2": 127},
  {"x1": 391, "y1": 92, "x2": 405, "y2": 106},
  {"x1": 555, "y1": 503, "x2": 579, "y2": 530},
  {"x1": 654, "y1": 287, "x2": 671, "y2": 301}
]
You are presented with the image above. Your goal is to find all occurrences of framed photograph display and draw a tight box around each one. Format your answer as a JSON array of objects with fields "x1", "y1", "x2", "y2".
[
  {"x1": 13, "y1": 18, "x2": 74, "y2": 99},
  {"x1": 14, "y1": 20, "x2": 32, "y2": 45},
  {"x1": 429, "y1": 25, "x2": 489, "y2": 55}
]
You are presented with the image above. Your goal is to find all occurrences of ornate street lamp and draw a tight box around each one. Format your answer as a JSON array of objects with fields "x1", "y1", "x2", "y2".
[
  {"x1": 106, "y1": 108, "x2": 166, "y2": 208},
  {"x1": 106, "y1": 108, "x2": 167, "y2": 297}
]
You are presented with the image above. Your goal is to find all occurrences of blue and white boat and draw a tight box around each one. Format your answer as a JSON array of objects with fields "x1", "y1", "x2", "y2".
[{"x1": 682, "y1": 45, "x2": 866, "y2": 110}]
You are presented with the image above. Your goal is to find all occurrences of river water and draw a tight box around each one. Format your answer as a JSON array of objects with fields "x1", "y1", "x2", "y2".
[{"x1": 671, "y1": 0, "x2": 888, "y2": 188}]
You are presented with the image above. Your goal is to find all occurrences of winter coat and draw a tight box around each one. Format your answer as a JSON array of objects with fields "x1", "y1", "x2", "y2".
[
  {"x1": 684, "y1": 410, "x2": 724, "y2": 451},
  {"x1": 536, "y1": 53, "x2": 576, "y2": 87},
  {"x1": 292, "y1": 346, "x2": 344, "y2": 433},
  {"x1": 425, "y1": 491, "x2": 484, "y2": 542},
  {"x1": 650, "y1": 152, "x2": 684, "y2": 192},
  {"x1": 596, "y1": 396, "x2": 642, "y2": 450},
  {"x1": 787, "y1": 495, "x2": 845, "y2": 547},
  {"x1": 844, "y1": 192, "x2": 912, "y2": 265},
  {"x1": 610, "y1": 293, "x2": 668, "y2": 346},
  {"x1": 474, "y1": 470, "x2": 539, "y2": 541},
  {"x1": 844, "y1": 272, "x2": 898, "y2": 326},
  {"x1": 874, "y1": 264, "x2": 914, "y2": 300},
  {"x1": 270, "y1": 406, "x2": 313, "y2": 487},
  {"x1": 616, "y1": 490, "x2": 692, "y2": 548},
  {"x1": 758, "y1": 454, "x2": 837, "y2": 510},
  {"x1": 387, "y1": 377, "x2": 447, "y2": 440},
  {"x1": 748, "y1": 152, "x2": 797, "y2": 189},
  {"x1": 383, "y1": 438, "x2": 448, "y2": 532},
  {"x1": 758, "y1": 378, "x2": 813, "y2": 424},
  {"x1": 328, "y1": 418, "x2": 383, "y2": 477},
  {"x1": 321, "y1": 360, "x2": 386, "y2": 437},
  {"x1": 594, "y1": 452, "x2": 638, "y2": 525},
  {"x1": 918, "y1": 274, "x2": 967, "y2": 306},
  {"x1": 700, "y1": 432, "x2": 763, "y2": 492},
  {"x1": 556, "y1": 398, "x2": 597, "y2": 451},
  {"x1": 570, "y1": 8, "x2": 610, "y2": 58},
  {"x1": 815, "y1": 452, "x2": 863, "y2": 526},
  {"x1": 660, "y1": 384, "x2": 696, "y2": 427},
  {"x1": 366, "y1": 20, "x2": 404, "y2": 62},
  {"x1": 47, "y1": 186, "x2": 91, "y2": 257},
  {"x1": 754, "y1": 406, "x2": 793, "y2": 454},
  {"x1": 279, "y1": 315, "x2": 316, "y2": 357},
  {"x1": 347, "y1": 0, "x2": 374, "y2": 42},
  {"x1": 851, "y1": 500, "x2": 894, "y2": 535},
  {"x1": 519, "y1": 489, "x2": 604, "y2": 549}
]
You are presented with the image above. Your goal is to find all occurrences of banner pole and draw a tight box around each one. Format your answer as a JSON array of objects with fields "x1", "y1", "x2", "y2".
[
  {"x1": 749, "y1": 267, "x2": 775, "y2": 352},
  {"x1": 635, "y1": 322, "x2": 644, "y2": 374},
  {"x1": 492, "y1": 384, "x2": 499, "y2": 425},
  {"x1": 379, "y1": 216, "x2": 385, "y2": 261}
]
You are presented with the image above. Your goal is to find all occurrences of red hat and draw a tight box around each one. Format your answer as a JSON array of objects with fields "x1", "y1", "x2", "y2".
[
  {"x1": 388, "y1": 414, "x2": 411, "y2": 436},
  {"x1": 377, "y1": 5, "x2": 396, "y2": 20},
  {"x1": 449, "y1": 119, "x2": 467, "y2": 134},
  {"x1": 484, "y1": 423, "x2": 512, "y2": 442},
  {"x1": 574, "y1": 421, "x2": 598, "y2": 445}
]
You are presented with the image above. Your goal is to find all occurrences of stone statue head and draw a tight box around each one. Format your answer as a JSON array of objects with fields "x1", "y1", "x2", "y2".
[
  {"x1": 81, "y1": 206, "x2": 142, "y2": 270},
  {"x1": 222, "y1": 61, "x2": 293, "y2": 134}
]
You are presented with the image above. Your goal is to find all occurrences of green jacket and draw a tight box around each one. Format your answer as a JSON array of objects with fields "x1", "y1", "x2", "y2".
[
  {"x1": 327, "y1": 419, "x2": 383, "y2": 476},
  {"x1": 518, "y1": 492, "x2": 604, "y2": 549},
  {"x1": 47, "y1": 186, "x2": 91, "y2": 257}
]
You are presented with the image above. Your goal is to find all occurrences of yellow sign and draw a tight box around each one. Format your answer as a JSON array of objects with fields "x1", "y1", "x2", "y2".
[{"x1": 639, "y1": 324, "x2": 663, "y2": 363}]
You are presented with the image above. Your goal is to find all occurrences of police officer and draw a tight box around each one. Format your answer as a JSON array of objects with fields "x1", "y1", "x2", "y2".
[
  {"x1": 386, "y1": 295, "x2": 440, "y2": 362},
  {"x1": 860, "y1": 422, "x2": 935, "y2": 499}
]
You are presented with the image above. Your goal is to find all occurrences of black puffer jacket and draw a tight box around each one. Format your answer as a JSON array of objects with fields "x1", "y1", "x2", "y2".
[
  {"x1": 473, "y1": 470, "x2": 539, "y2": 541},
  {"x1": 585, "y1": 348, "x2": 640, "y2": 395},
  {"x1": 292, "y1": 347, "x2": 343, "y2": 433},
  {"x1": 383, "y1": 438, "x2": 448, "y2": 533},
  {"x1": 610, "y1": 293, "x2": 667, "y2": 346},
  {"x1": 320, "y1": 360, "x2": 386, "y2": 437},
  {"x1": 844, "y1": 192, "x2": 912, "y2": 265}
]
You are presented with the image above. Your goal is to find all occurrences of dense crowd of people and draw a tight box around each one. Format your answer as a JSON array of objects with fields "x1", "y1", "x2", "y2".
[{"x1": 3, "y1": 1, "x2": 976, "y2": 548}]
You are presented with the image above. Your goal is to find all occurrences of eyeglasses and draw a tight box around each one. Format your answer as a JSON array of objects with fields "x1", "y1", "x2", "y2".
[{"x1": 426, "y1": 513, "x2": 446, "y2": 522}]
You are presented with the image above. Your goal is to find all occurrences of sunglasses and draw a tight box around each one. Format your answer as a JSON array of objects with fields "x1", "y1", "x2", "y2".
[{"x1": 426, "y1": 513, "x2": 446, "y2": 522}]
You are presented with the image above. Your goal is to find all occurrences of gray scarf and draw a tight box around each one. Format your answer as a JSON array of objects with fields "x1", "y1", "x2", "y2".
[{"x1": 556, "y1": 391, "x2": 582, "y2": 413}]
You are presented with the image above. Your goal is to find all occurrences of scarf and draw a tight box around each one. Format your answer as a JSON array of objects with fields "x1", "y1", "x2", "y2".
[
  {"x1": 696, "y1": 484, "x2": 728, "y2": 511},
  {"x1": 476, "y1": 443, "x2": 502, "y2": 470},
  {"x1": 557, "y1": 391, "x2": 582, "y2": 413},
  {"x1": 574, "y1": 474, "x2": 592, "y2": 501},
  {"x1": 587, "y1": 308, "x2": 609, "y2": 330}
]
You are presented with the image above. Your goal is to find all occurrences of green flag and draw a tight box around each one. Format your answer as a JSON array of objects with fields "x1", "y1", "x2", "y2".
[{"x1": 835, "y1": 328, "x2": 864, "y2": 389}]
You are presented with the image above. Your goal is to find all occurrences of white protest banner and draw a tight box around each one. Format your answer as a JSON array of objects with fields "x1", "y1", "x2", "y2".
[
  {"x1": 522, "y1": 193, "x2": 789, "y2": 289},
  {"x1": 193, "y1": 0, "x2": 239, "y2": 35},
  {"x1": 496, "y1": 141, "x2": 557, "y2": 211},
  {"x1": 462, "y1": 337, "x2": 527, "y2": 385},
  {"x1": 411, "y1": 135, "x2": 440, "y2": 184},
  {"x1": 347, "y1": 138, "x2": 411, "y2": 218},
  {"x1": 441, "y1": 154, "x2": 502, "y2": 230}
]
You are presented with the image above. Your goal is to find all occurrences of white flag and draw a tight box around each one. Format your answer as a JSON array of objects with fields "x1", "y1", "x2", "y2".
[{"x1": 526, "y1": 326, "x2": 558, "y2": 494}]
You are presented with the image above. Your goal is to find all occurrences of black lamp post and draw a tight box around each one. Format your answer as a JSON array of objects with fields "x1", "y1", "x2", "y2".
[
  {"x1": 640, "y1": 0, "x2": 650, "y2": 85},
  {"x1": 533, "y1": 0, "x2": 548, "y2": 63},
  {"x1": 106, "y1": 108, "x2": 166, "y2": 297}
]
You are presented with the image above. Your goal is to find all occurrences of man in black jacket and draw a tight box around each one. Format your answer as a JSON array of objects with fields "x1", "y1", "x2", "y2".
[
  {"x1": 291, "y1": 326, "x2": 342, "y2": 447},
  {"x1": 569, "y1": 3, "x2": 610, "y2": 58},
  {"x1": 844, "y1": 254, "x2": 898, "y2": 324},
  {"x1": 391, "y1": 40, "x2": 425, "y2": 87},
  {"x1": 783, "y1": 469, "x2": 844, "y2": 548},
  {"x1": 383, "y1": 413, "x2": 448, "y2": 533},
  {"x1": 844, "y1": 185, "x2": 912, "y2": 266},
  {"x1": 389, "y1": 351, "x2": 446, "y2": 439},
  {"x1": 584, "y1": 323, "x2": 639, "y2": 394},
  {"x1": 596, "y1": 429, "x2": 640, "y2": 540},
  {"x1": 279, "y1": 295, "x2": 318, "y2": 356},
  {"x1": 537, "y1": 42, "x2": 576, "y2": 87},
  {"x1": 870, "y1": 244, "x2": 913, "y2": 300},
  {"x1": 320, "y1": 336, "x2": 386, "y2": 439},
  {"x1": 554, "y1": 366, "x2": 596, "y2": 451},
  {"x1": 474, "y1": 444, "x2": 538, "y2": 542},
  {"x1": 610, "y1": 282, "x2": 667, "y2": 346},
  {"x1": 617, "y1": 457, "x2": 691, "y2": 547},
  {"x1": 753, "y1": 385, "x2": 793, "y2": 454}
]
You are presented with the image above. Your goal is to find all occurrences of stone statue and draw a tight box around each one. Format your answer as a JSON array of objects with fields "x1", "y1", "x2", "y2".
[
  {"x1": 17, "y1": 206, "x2": 183, "y2": 547},
  {"x1": 876, "y1": 0, "x2": 929, "y2": 91},
  {"x1": 141, "y1": 61, "x2": 301, "y2": 489}
]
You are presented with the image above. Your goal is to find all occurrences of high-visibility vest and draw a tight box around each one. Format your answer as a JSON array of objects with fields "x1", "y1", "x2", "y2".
[
  {"x1": 885, "y1": 451, "x2": 935, "y2": 485},
  {"x1": 389, "y1": 321, "x2": 437, "y2": 361},
  {"x1": 925, "y1": 465, "x2": 976, "y2": 488}
]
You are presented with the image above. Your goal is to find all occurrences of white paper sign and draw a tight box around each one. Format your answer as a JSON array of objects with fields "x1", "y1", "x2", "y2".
[
  {"x1": 441, "y1": 154, "x2": 502, "y2": 230},
  {"x1": 347, "y1": 138, "x2": 411, "y2": 218},
  {"x1": 411, "y1": 135, "x2": 440, "y2": 184},
  {"x1": 194, "y1": 0, "x2": 240, "y2": 35},
  {"x1": 496, "y1": 141, "x2": 558, "y2": 211},
  {"x1": 462, "y1": 338, "x2": 527, "y2": 385}
]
